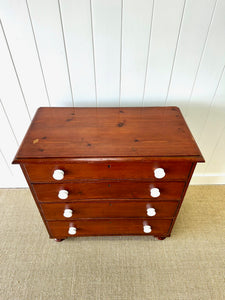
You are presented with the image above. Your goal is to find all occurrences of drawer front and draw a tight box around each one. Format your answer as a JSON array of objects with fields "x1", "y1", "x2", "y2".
[
  {"x1": 25, "y1": 161, "x2": 192, "y2": 182},
  {"x1": 41, "y1": 201, "x2": 179, "y2": 220},
  {"x1": 47, "y1": 219, "x2": 172, "y2": 238},
  {"x1": 33, "y1": 181, "x2": 185, "y2": 202}
]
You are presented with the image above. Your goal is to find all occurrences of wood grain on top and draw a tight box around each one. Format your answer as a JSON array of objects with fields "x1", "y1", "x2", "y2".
[{"x1": 13, "y1": 107, "x2": 204, "y2": 162}]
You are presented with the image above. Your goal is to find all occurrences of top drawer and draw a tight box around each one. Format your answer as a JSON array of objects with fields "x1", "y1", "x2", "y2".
[{"x1": 24, "y1": 161, "x2": 192, "y2": 183}]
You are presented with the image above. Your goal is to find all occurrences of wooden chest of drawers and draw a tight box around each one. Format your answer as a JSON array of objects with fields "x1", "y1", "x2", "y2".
[{"x1": 13, "y1": 107, "x2": 204, "y2": 241}]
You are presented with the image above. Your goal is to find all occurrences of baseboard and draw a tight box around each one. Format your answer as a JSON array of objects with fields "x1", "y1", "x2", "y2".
[{"x1": 191, "y1": 174, "x2": 225, "y2": 185}]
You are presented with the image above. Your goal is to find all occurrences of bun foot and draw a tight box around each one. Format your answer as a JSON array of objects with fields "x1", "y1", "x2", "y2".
[
  {"x1": 54, "y1": 238, "x2": 64, "y2": 242},
  {"x1": 157, "y1": 236, "x2": 166, "y2": 240}
]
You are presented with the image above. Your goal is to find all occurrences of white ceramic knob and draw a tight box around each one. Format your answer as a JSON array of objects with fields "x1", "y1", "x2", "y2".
[
  {"x1": 154, "y1": 168, "x2": 165, "y2": 179},
  {"x1": 63, "y1": 209, "x2": 73, "y2": 218},
  {"x1": 68, "y1": 226, "x2": 76, "y2": 235},
  {"x1": 58, "y1": 190, "x2": 69, "y2": 200},
  {"x1": 147, "y1": 207, "x2": 156, "y2": 217},
  {"x1": 53, "y1": 169, "x2": 64, "y2": 180},
  {"x1": 143, "y1": 225, "x2": 152, "y2": 233},
  {"x1": 150, "y1": 187, "x2": 160, "y2": 198}
]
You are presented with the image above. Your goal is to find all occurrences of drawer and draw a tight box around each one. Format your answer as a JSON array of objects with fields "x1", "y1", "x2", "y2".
[
  {"x1": 33, "y1": 181, "x2": 185, "y2": 202},
  {"x1": 47, "y1": 219, "x2": 172, "y2": 238},
  {"x1": 41, "y1": 201, "x2": 179, "y2": 220},
  {"x1": 25, "y1": 161, "x2": 192, "y2": 182}
]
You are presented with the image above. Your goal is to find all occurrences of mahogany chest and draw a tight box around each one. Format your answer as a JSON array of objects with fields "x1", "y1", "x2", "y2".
[{"x1": 13, "y1": 107, "x2": 204, "y2": 241}]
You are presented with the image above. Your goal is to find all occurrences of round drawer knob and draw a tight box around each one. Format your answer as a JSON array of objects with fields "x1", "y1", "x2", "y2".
[
  {"x1": 68, "y1": 226, "x2": 76, "y2": 235},
  {"x1": 147, "y1": 207, "x2": 156, "y2": 217},
  {"x1": 58, "y1": 190, "x2": 69, "y2": 200},
  {"x1": 150, "y1": 187, "x2": 160, "y2": 198},
  {"x1": 143, "y1": 225, "x2": 152, "y2": 233},
  {"x1": 154, "y1": 168, "x2": 165, "y2": 179},
  {"x1": 63, "y1": 209, "x2": 73, "y2": 218},
  {"x1": 53, "y1": 169, "x2": 64, "y2": 180}
]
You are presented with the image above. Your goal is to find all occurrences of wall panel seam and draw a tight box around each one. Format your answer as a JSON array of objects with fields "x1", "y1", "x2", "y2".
[
  {"x1": 0, "y1": 100, "x2": 19, "y2": 145},
  {"x1": 90, "y1": 0, "x2": 98, "y2": 106},
  {"x1": 0, "y1": 150, "x2": 13, "y2": 175},
  {"x1": 118, "y1": 0, "x2": 123, "y2": 107},
  {"x1": 185, "y1": 0, "x2": 218, "y2": 117},
  {"x1": 25, "y1": 0, "x2": 51, "y2": 107},
  {"x1": 164, "y1": 0, "x2": 187, "y2": 106},
  {"x1": 142, "y1": 0, "x2": 154, "y2": 107},
  {"x1": 198, "y1": 63, "x2": 225, "y2": 142},
  {"x1": 0, "y1": 20, "x2": 31, "y2": 120},
  {"x1": 58, "y1": 0, "x2": 74, "y2": 107},
  {"x1": 205, "y1": 122, "x2": 225, "y2": 173}
]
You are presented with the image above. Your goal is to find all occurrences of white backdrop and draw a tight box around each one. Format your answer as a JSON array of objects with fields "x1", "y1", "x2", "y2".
[{"x1": 0, "y1": 0, "x2": 225, "y2": 187}]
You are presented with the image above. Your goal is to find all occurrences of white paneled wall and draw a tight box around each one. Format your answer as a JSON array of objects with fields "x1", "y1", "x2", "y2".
[{"x1": 0, "y1": 0, "x2": 225, "y2": 187}]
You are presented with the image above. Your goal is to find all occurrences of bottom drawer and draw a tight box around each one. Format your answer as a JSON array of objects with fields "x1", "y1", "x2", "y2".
[{"x1": 47, "y1": 219, "x2": 172, "y2": 239}]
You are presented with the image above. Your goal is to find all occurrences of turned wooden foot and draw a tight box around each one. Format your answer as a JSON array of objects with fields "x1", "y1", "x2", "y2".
[
  {"x1": 54, "y1": 238, "x2": 64, "y2": 242},
  {"x1": 157, "y1": 236, "x2": 166, "y2": 240}
]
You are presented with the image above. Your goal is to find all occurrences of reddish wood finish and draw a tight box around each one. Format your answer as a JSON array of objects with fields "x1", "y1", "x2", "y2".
[
  {"x1": 20, "y1": 164, "x2": 53, "y2": 238},
  {"x1": 167, "y1": 162, "x2": 197, "y2": 237},
  {"x1": 13, "y1": 107, "x2": 204, "y2": 162},
  {"x1": 12, "y1": 107, "x2": 204, "y2": 240},
  {"x1": 33, "y1": 181, "x2": 185, "y2": 201},
  {"x1": 13, "y1": 156, "x2": 204, "y2": 164},
  {"x1": 47, "y1": 219, "x2": 172, "y2": 239},
  {"x1": 41, "y1": 200, "x2": 179, "y2": 220},
  {"x1": 24, "y1": 161, "x2": 192, "y2": 183}
]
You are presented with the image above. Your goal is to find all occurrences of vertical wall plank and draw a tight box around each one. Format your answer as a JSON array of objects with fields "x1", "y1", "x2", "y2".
[
  {"x1": 91, "y1": 0, "x2": 121, "y2": 106},
  {"x1": 0, "y1": 23, "x2": 30, "y2": 143},
  {"x1": 205, "y1": 126, "x2": 225, "y2": 174},
  {"x1": 195, "y1": 67, "x2": 225, "y2": 174},
  {"x1": 0, "y1": 0, "x2": 50, "y2": 118},
  {"x1": 185, "y1": 0, "x2": 225, "y2": 140},
  {"x1": 143, "y1": 0, "x2": 185, "y2": 106},
  {"x1": 120, "y1": 0, "x2": 153, "y2": 106},
  {"x1": 0, "y1": 100, "x2": 18, "y2": 163},
  {"x1": 166, "y1": 0, "x2": 217, "y2": 113},
  {"x1": 60, "y1": 0, "x2": 96, "y2": 106},
  {"x1": 0, "y1": 151, "x2": 13, "y2": 188},
  {"x1": 27, "y1": 0, "x2": 73, "y2": 106},
  {"x1": 0, "y1": 101, "x2": 27, "y2": 187}
]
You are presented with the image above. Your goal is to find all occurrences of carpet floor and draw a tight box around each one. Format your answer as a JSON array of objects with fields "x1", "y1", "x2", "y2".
[{"x1": 0, "y1": 186, "x2": 224, "y2": 300}]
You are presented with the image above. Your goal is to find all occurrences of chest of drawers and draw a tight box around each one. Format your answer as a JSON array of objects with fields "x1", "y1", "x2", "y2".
[{"x1": 13, "y1": 107, "x2": 204, "y2": 241}]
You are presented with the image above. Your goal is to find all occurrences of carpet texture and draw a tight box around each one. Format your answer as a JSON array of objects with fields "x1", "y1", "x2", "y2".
[{"x1": 0, "y1": 186, "x2": 224, "y2": 300}]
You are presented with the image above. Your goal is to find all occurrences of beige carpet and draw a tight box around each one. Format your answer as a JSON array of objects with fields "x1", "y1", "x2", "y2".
[{"x1": 0, "y1": 186, "x2": 224, "y2": 300}]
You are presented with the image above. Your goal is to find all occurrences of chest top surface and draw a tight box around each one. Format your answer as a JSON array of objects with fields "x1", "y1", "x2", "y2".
[{"x1": 13, "y1": 106, "x2": 204, "y2": 162}]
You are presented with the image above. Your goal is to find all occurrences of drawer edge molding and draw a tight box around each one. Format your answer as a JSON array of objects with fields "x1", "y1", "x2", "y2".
[
  {"x1": 46, "y1": 219, "x2": 172, "y2": 239},
  {"x1": 23, "y1": 161, "x2": 193, "y2": 183},
  {"x1": 13, "y1": 155, "x2": 205, "y2": 165},
  {"x1": 32, "y1": 181, "x2": 186, "y2": 202},
  {"x1": 40, "y1": 200, "x2": 179, "y2": 220}
]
